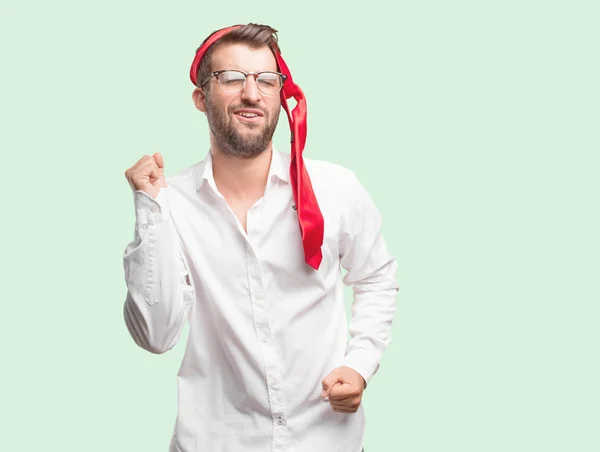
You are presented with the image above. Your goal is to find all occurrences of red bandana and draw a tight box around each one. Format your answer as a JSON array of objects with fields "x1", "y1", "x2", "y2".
[{"x1": 189, "y1": 25, "x2": 324, "y2": 270}]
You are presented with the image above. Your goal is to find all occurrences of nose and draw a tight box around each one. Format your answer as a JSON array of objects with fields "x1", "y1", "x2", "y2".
[{"x1": 240, "y1": 75, "x2": 261, "y2": 103}]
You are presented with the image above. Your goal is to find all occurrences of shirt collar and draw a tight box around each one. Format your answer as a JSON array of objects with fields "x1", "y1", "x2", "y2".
[
  {"x1": 196, "y1": 150, "x2": 215, "y2": 192},
  {"x1": 195, "y1": 146, "x2": 289, "y2": 193},
  {"x1": 268, "y1": 146, "x2": 290, "y2": 185}
]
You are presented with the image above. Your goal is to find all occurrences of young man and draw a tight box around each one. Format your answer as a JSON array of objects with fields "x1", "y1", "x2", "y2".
[{"x1": 123, "y1": 23, "x2": 398, "y2": 452}]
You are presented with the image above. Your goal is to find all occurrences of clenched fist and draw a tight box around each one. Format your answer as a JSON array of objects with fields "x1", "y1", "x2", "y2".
[
  {"x1": 321, "y1": 366, "x2": 366, "y2": 413},
  {"x1": 124, "y1": 152, "x2": 167, "y2": 199}
]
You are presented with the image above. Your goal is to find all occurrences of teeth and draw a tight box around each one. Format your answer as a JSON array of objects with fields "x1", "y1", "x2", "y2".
[{"x1": 239, "y1": 112, "x2": 258, "y2": 118}]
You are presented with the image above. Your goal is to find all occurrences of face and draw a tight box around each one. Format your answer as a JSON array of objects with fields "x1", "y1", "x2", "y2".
[{"x1": 193, "y1": 43, "x2": 282, "y2": 159}]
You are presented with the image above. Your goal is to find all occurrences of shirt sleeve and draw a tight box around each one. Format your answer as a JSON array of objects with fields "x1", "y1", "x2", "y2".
[
  {"x1": 122, "y1": 187, "x2": 195, "y2": 354},
  {"x1": 339, "y1": 173, "x2": 399, "y2": 386}
]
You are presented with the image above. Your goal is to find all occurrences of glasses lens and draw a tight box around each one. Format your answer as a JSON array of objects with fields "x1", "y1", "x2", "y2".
[
  {"x1": 256, "y1": 72, "x2": 283, "y2": 95},
  {"x1": 217, "y1": 71, "x2": 246, "y2": 93}
]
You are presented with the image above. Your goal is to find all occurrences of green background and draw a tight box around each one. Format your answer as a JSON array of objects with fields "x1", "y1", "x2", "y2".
[{"x1": 1, "y1": 0, "x2": 598, "y2": 451}]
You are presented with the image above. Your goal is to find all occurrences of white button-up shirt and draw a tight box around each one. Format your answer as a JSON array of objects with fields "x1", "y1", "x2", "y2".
[{"x1": 123, "y1": 149, "x2": 398, "y2": 452}]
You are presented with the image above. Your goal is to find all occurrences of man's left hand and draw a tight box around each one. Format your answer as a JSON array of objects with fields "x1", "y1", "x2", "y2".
[{"x1": 320, "y1": 366, "x2": 366, "y2": 413}]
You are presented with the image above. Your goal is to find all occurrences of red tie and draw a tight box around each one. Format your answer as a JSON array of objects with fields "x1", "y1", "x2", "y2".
[{"x1": 189, "y1": 26, "x2": 324, "y2": 270}]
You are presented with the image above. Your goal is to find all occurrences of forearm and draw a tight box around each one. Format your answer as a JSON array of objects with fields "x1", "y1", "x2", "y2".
[
  {"x1": 343, "y1": 250, "x2": 398, "y2": 385},
  {"x1": 123, "y1": 188, "x2": 194, "y2": 354}
]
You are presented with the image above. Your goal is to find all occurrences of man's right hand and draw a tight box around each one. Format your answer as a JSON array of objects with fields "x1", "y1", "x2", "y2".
[{"x1": 125, "y1": 152, "x2": 168, "y2": 199}]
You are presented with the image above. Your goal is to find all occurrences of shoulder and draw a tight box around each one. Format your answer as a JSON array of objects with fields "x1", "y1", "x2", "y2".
[
  {"x1": 303, "y1": 157, "x2": 370, "y2": 229},
  {"x1": 164, "y1": 159, "x2": 206, "y2": 196},
  {"x1": 305, "y1": 156, "x2": 380, "y2": 221},
  {"x1": 304, "y1": 157, "x2": 358, "y2": 193}
]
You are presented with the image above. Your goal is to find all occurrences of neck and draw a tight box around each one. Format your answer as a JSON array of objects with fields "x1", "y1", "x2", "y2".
[{"x1": 210, "y1": 143, "x2": 273, "y2": 200}]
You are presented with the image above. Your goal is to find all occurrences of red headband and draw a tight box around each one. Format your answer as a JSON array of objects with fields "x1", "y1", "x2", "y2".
[{"x1": 190, "y1": 25, "x2": 324, "y2": 270}]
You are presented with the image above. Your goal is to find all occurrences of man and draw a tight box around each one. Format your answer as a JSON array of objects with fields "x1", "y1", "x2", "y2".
[{"x1": 123, "y1": 23, "x2": 398, "y2": 452}]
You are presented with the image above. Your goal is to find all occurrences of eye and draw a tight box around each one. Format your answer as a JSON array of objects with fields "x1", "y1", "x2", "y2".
[
  {"x1": 218, "y1": 71, "x2": 245, "y2": 85},
  {"x1": 257, "y1": 73, "x2": 280, "y2": 87}
]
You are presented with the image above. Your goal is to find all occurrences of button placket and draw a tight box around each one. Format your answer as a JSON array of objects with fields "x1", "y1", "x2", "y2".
[
  {"x1": 246, "y1": 200, "x2": 265, "y2": 239},
  {"x1": 245, "y1": 242, "x2": 291, "y2": 450}
]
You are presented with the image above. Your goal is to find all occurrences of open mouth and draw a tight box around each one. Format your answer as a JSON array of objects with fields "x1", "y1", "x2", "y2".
[{"x1": 233, "y1": 109, "x2": 264, "y2": 123}]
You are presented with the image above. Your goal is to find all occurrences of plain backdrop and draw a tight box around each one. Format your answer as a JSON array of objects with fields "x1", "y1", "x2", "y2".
[{"x1": 1, "y1": 0, "x2": 598, "y2": 451}]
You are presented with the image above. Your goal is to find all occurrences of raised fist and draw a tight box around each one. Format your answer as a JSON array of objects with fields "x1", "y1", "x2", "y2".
[{"x1": 125, "y1": 152, "x2": 167, "y2": 199}]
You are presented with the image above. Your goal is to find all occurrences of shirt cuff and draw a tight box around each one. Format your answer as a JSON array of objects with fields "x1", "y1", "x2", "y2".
[
  {"x1": 133, "y1": 188, "x2": 170, "y2": 225},
  {"x1": 343, "y1": 348, "x2": 380, "y2": 388}
]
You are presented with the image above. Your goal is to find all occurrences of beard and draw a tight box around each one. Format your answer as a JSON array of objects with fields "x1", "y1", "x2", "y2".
[{"x1": 205, "y1": 97, "x2": 280, "y2": 159}]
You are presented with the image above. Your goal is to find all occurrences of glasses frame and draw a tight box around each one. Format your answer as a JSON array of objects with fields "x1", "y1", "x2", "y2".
[{"x1": 200, "y1": 70, "x2": 288, "y2": 96}]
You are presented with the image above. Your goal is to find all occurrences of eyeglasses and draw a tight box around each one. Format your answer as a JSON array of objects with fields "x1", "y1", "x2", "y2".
[{"x1": 200, "y1": 70, "x2": 287, "y2": 96}]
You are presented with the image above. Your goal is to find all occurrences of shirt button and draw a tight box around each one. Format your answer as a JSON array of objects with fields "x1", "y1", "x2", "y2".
[
  {"x1": 151, "y1": 206, "x2": 157, "y2": 212},
  {"x1": 276, "y1": 417, "x2": 286, "y2": 426}
]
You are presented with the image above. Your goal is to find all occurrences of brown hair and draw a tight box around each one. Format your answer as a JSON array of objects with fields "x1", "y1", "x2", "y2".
[{"x1": 195, "y1": 23, "x2": 281, "y2": 89}]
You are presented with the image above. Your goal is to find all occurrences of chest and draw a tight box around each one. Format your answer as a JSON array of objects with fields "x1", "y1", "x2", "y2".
[
  {"x1": 171, "y1": 184, "x2": 339, "y2": 284},
  {"x1": 225, "y1": 197, "x2": 258, "y2": 233}
]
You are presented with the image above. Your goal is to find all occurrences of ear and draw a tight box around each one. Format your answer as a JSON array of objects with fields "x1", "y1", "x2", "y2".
[{"x1": 192, "y1": 87, "x2": 207, "y2": 113}]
